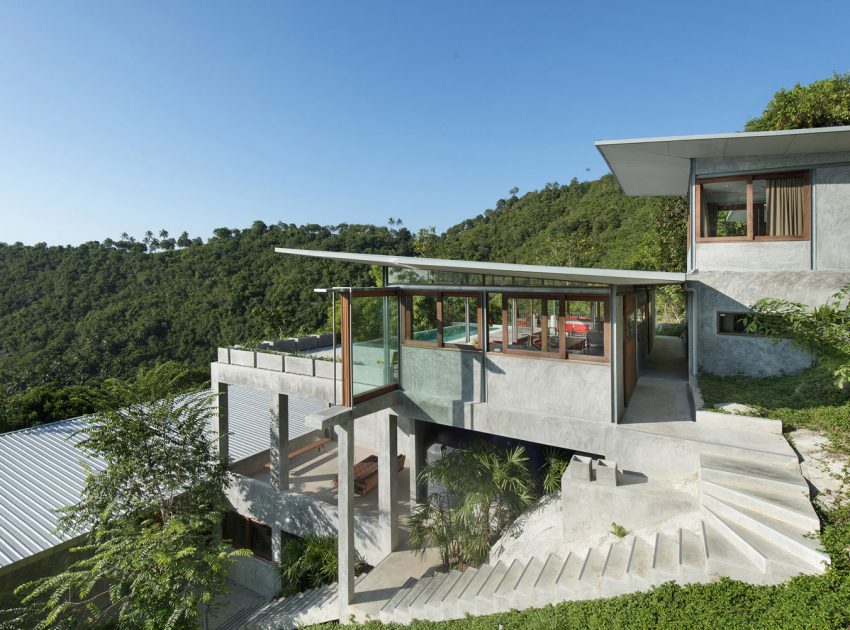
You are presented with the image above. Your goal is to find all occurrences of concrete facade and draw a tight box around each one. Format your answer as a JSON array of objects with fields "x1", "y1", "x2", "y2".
[{"x1": 688, "y1": 151, "x2": 850, "y2": 376}]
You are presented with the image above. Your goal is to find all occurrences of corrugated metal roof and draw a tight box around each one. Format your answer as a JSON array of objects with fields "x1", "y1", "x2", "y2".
[
  {"x1": 275, "y1": 248, "x2": 686, "y2": 286},
  {"x1": 0, "y1": 386, "x2": 324, "y2": 571}
]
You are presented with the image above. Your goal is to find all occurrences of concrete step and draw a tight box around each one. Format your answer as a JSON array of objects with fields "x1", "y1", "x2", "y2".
[
  {"x1": 391, "y1": 576, "x2": 436, "y2": 625},
  {"x1": 702, "y1": 494, "x2": 828, "y2": 571},
  {"x1": 651, "y1": 532, "x2": 680, "y2": 581},
  {"x1": 379, "y1": 582, "x2": 414, "y2": 624},
  {"x1": 625, "y1": 536, "x2": 655, "y2": 584},
  {"x1": 531, "y1": 554, "x2": 567, "y2": 606},
  {"x1": 701, "y1": 479, "x2": 818, "y2": 531},
  {"x1": 680, "y1": 527, "x2": 707, "y2": 573},
  {"x1": 512, "y1": 557, "x2": 544, "y2": 607},
  {"x1": 695, "y1": 410, "x2": 782, "y2": 435},
  {"x1": 703, "y1": 504, "x2": 768, "y2": 573},
  {"x1": 555, "y1": 549, "x2": 589, "y2": 599},
  {"x1": 700, "y1": 453, "x2": 808, "y2": 495},
  {"x1": 473, "y1": 562, "x2": 509, "y2": 614},
  {"x1": 406, "y1": 573, "x2": 446, "y2": 620},
  {"x1": 493, "y1": 558, "x2": 526, "y2": 604},
  {"x1": 577, "y1": 545, "x2": 609, "y2": 595},
  {"x1": 603, "y1": 538, "x2": 633, "y2": 581}
]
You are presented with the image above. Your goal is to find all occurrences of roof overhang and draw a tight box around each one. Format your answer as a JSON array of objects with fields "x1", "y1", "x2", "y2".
[
  {"x1": 595, "y1": 125, "x2": 850, "y2": 196},
  {"x1": 275, "y1": 248, "x2": 686, "y2": 286}
]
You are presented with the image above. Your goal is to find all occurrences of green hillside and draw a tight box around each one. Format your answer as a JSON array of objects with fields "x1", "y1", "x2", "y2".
[{"x1": 0, "y1": 179, "x2": 683, "y2": 431}]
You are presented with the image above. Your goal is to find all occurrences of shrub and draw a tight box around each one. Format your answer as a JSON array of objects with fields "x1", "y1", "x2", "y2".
[{"x1": 278, "y1": 535, "x2": 366, "y2": 597}]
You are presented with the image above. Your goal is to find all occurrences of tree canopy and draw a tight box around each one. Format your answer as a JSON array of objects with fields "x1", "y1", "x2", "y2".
[
  {"x1": 745, "y1": 72, "x2": 850, "y2": 131},
  {"x1": 11, "y1": 363, "x2": 245, "y2": 629}
]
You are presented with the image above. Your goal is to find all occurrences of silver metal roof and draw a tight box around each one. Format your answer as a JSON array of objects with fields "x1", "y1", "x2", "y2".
[
  {"x1": 595, "y1": 125, "x2": 850, "y2": 196},
  {"x1": 275, "y1": 248, "x2": 685, "y2": 286},
  {"x1": 0, "y1": 386, "x2": 324, "y2": 571}
]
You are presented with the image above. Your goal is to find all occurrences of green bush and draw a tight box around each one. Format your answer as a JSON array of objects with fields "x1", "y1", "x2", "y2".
[{"x1": 278, "y1": 535, "x2": 367, "y2": 597}]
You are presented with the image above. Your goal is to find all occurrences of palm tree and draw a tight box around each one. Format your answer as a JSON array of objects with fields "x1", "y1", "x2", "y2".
[{"x1": 408, "y1": 442, "x2": 536, "y2": 570}]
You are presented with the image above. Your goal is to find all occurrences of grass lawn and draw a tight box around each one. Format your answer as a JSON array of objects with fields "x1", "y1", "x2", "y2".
[{"x1": 314, "y1": 361, "x2": 850, "y2": 629}]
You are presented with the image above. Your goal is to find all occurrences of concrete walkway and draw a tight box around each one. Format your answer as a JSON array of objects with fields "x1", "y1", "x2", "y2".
[
  {"x1": 350, "y1": 548, "x2": 443, "y2": 623},
  {"x1": 622, "y1": 336, "x2": 692, "y2": 425}
]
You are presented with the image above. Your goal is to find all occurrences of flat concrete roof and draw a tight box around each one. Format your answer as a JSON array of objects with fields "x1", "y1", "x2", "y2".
[
  {"x1": 595, "y1": 125, "x2": 850, "y2": 196},
  {"x1": 275, "y1": 248, "x2": 686, "y2": 286}
]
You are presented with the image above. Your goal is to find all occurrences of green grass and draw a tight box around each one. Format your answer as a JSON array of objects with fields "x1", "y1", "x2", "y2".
[
  {"x1": 311, "y1": 361, "x2": 850, "y2": 629},
  {"x1": 699, "y1": 358, "x2": 850, "y2": 452}
]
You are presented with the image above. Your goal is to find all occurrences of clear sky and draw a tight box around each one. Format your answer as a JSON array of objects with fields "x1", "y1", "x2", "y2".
[{"x1": 1, "y1": 1, "x2": 848, "y2": 245}]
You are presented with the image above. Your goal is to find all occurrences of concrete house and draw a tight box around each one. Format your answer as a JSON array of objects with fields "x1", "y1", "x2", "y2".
[{"x1": 213, "y1": 126, "x2": 850, "y2": 628}]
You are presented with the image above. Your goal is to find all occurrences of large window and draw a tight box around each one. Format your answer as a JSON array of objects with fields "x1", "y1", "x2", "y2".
[
  {"x1": 223, "y1": 512, "x2": 273, "y2": 561},
  {"x1": 696, "y1": 171, "x2": 809, "y2": 241},
  {"x1": 401, "y1": 291, "x2": 483, "y2": 350}
]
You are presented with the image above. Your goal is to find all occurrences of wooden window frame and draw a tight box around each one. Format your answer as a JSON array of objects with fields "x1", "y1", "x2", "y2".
[
  {"x1": 223, "y1": 512, "x2": 273, "y2": 562},
  {"x1": 495, "y1": 292, "x2": 611, "y2": 363},
  {"x1": 695, "y1": 170, "x2": 810, "y2": 242},
  {"x1": 400, "y1": 290, "x2": 483, "y2": 352}
]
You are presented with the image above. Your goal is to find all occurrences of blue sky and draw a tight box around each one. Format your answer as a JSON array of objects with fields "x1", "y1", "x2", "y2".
[{"x1": 1, "y1": 1, "x2": 848, "y2": 245}]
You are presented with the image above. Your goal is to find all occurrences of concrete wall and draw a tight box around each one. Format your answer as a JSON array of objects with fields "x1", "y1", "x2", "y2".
[
  {"x1": 486, "y1": 354, "x2": 611, "y2": 422},
  {"x1": 229, "y1": 554, "x2": 280, "y2": 599},
  {"x1": 815, "y1": 164, "x2": 850, "y2": 271},
  {"x1": 692, "y1": 153, "x2": 850, "y2": 273},
  {"x1": 690, "y1": 270, "x2": 850, "y2": 376},
  {"x1": 226, "y1": 475, "x2": 385, "y2": 566},
  {"x1": 400, "y1": 345, "x2": 483, "y2": 403},
  {"x1": 694, "y1": 240, "x2": 810, "y2": 272}
]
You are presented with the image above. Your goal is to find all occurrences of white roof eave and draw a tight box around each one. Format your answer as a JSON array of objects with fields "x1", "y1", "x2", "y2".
[
  {"x1": 595, "y1": 125, "x2": 850, "y2": 196},
  {"x1": 274, "y1": 248, "x2": 686, "y2": 286}
]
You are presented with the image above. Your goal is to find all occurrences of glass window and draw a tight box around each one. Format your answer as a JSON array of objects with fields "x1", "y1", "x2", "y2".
[
  {"x1": 351, "y1": 294, "x2": 399, "y2": 397},
  {"x1": 504, "y1": 297, "x2": 559, "y2": 354},
  {"x1": 717, "y1": 312, "x2": 755, "y2": 335},
  {"x1": 486, "y1": 293, "x2": 503, "y2": 352},
  {"x1": 700, "y1": 179, "x2": 748, "y2": 237},
  {"x1": 565, "y1": 299, "x2": 606, "y2": 357},
  {"x1": 753, "y1": 175, "x2": 806, "y2": 237},
  {"x1": 404, "y1": 294, "x2": 439, "y2": 345},
  {"x1": 442, "y1": 295, "x2": 481, "y2": 349}
]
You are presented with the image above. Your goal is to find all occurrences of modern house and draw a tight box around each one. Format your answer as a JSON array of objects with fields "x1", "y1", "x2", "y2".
[{"x1": 213, "y1": 126, "x2": 850, "y2": 627}]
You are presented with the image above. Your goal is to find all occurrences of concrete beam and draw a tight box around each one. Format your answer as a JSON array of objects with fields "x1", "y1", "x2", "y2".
[
  {"x1": 378, "y1": 413, "x2": 399, "y2": 555},
  {"x1": 305, "y1": 390, "x2": 401, "y2": 431},
  {"x1": 336, "y1": 420, "x2": 355, "y2": 621},
  {"x1": 210, "y1": 361, "x2": 337, "y2": 404},
  {"x1": 270, "y1": 393, "x2": 289, "y2": 492}
]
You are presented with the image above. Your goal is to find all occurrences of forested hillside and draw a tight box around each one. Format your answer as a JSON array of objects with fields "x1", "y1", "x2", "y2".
[{"x1": 0, "y1": 177, "x2": 684, "y2": 431}]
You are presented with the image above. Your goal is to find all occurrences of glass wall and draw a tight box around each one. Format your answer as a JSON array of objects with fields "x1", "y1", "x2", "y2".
[{"x1": 350, "y1": 293, "x2": 399, "y2": 399}]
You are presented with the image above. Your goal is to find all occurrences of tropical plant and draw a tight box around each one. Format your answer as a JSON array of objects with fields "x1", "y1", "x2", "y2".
[
  {"x1": 9, "y1": 362, "x2": 246, "y2": 629},
  {"x1": 542, "y1": 448, "x2": 571, "y2": 494},
  {"x1": 408, "y1": 442, "x2": 537, "y2": 570},
  {"x1": 748, "y1": 283, "x2": 850, "y2": 386},
  {"x1": 278, "y1": 535, "x2": 366, "y2": 597}
]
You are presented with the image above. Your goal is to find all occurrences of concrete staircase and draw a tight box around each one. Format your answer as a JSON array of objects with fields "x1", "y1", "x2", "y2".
[
  {"x1": 375, "y1": 449, "x2": 830, "y2": 625},
  {"x1": 699, "y1": 452, "x2": 829, "y2": 582},
  {"x1": 379, "y1": 526, "x2": 714, "y2": 624},
  {"x1": 216, "y1": 575, "x2": 366, "y2": 630}
]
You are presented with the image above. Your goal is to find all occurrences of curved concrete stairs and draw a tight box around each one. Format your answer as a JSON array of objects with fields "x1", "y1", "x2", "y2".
[
  {"x1": 374, "y1": 450, "x2": 830, "y2": 625},
  {"x1": 216, "y1": 575, "x2": 366, "y2": 630},
  {"x1": 218, "y1": 437, "x2": 831, "y2": 628}
]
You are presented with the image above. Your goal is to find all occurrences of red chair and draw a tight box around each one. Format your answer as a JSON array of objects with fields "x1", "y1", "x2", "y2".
[{"x1": 573, "y1": 323, "x2": 590, "y2": 335}]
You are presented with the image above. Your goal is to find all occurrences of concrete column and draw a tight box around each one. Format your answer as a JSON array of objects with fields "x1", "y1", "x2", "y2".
[
  {"x1": 336, "y1": 420, "x2": 355, "y2": 622},
  {"x1": 270, "y1": 393, "x2": 289, "y2": 492},
  {"x1": 271, "y1": 524, "x2": 282, "y2": 563},
  {"x1": 406, "y1": 417, "x2": 423, "y2": 511},
  {"x1": 378, "y1": 413, "x2": 399, "y2": 555},
  {"x1": 213, "y1": 381, "x2": 229, "y2": 462}
]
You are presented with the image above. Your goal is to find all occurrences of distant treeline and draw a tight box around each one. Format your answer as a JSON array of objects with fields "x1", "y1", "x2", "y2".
[{"x1": 0, "y1": 174, "x2": 684, "y2": 431}]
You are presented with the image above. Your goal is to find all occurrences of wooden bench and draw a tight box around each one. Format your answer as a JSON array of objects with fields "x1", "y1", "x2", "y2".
[
  {"x1": 333, "y1": 453, "x2": 406, "y2": 496},
  {"x1": 264, "y1": 437, "x2": 331, "y2": 471}
]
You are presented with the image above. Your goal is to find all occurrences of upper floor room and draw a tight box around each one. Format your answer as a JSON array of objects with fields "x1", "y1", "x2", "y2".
[{"x1": 597, "y1": 126, "x2": 850, "y2": 273}]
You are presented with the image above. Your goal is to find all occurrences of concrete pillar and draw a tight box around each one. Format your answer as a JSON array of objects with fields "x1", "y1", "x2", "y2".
[
  {"x1": 406, "y1": 417, "x2": 423, "y2": 511},
  {"x1": 378, "y1": 413, "x2": 399, "y2": 555},
  {"x1": 271, "y1": 524, "x2": 282, "y2": 563},
  {"x1": 270, "y1": 393, "x2": 289, "y2": 492},
  {"x1": 213, "y1": 381, "x2": 229, "y2": 462},
  {"x1": 336, "y1": 420, "x2": 355, "y2": 622}
]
